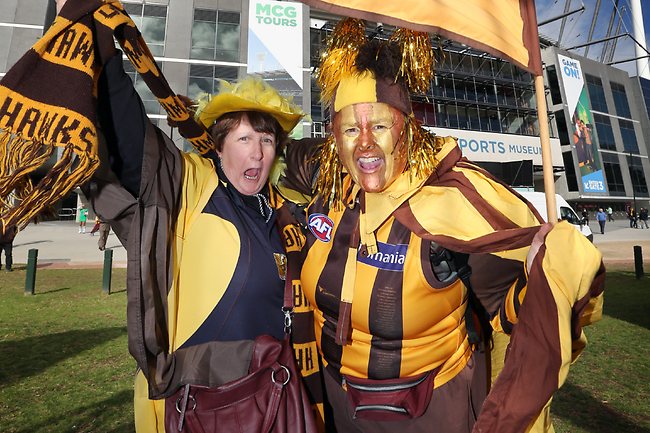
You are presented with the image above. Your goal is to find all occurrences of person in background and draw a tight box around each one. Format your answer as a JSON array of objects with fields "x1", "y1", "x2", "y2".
[
  {"x1": 78, "y1": 205, "x2": 89, "y2": 233},
  {"x1": 596, "y1": 208, "x2": 607, "y2": 234},
  {"x1": 629, "y1": 208, "x2": 638, "y2": 228},
  {"x1": 639, "y1": 208, "x2": 649, "y2": 229},
  {"x1": 90, "y1": 216, "x2": 101, "y2": 235},
  {"x1": 97, "y1": 220, "x2": 111, "y2": 251},
  {"x1": 0, "y1": 224, "x2": 17, "y2": 272},
  {"x1": 581, "y1": 208, "x2": 589, "y2": 226},
  {"x1": 606, "y1": 206, "x2": 614, "y2": 222}
]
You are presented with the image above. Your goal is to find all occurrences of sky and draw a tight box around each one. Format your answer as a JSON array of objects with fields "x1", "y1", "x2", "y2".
[{"x1": 535, "y1": 0, "x2": 650, "y2": 76}]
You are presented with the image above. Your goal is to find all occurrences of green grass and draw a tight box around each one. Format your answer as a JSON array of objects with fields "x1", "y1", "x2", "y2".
[
  {"x1": 551, "y1": 271, "x2": 650, "y2": 433},
  {"x1": 0, "y1": 268, "x2": 133, "y2": 433},
  {"x1": 0, "y1": 268, "x2": 649, "y2": 432}
]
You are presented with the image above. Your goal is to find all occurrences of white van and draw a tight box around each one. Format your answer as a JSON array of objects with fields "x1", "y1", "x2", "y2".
[{"x1": 518, "y1": 191, "x2": 593, "y2": 242}]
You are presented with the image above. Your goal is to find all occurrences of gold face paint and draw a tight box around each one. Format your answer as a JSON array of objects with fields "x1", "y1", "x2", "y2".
[{"x1": 333, "y1": 103, "x2": 407, "y2": 193}]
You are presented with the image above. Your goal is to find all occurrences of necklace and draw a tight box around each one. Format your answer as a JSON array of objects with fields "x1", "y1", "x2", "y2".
[{"x1": 255, "y1": 193, "x2": 273, "y2": 223}]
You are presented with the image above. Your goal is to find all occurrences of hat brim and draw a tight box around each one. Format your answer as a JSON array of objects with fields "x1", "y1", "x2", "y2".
[{"x1": 197, "y1": 93, "x2": 303, "y2": 133}]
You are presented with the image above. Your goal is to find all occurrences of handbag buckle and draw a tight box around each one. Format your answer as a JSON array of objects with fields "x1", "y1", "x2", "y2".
[
  {"x1": 282, "y1": 308, "x2": 292, "y2": 334},
  {"x1": 272, "y1": 365, "x2": 291, "y2": 386},
  {"x1": 175, "y1": 384, "x2": 197, "y2": 431}
]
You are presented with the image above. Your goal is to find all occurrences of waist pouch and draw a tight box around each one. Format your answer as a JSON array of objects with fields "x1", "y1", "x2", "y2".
[
  {"x1": 164, "y1": 335, "x2": 317, "y2": 433},
  {"x1": 343, "y1": 369, "x2": 438, "y2": 421}
]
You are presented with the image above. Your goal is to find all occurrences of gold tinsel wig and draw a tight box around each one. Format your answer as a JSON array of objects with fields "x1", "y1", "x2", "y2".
[{"x1": 314, "y1": 18, "x2": 444, "y2": 208}]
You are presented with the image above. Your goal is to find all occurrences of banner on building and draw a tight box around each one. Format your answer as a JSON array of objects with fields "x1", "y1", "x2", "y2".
[
  {"x1": 557, "y1": 54, "x2": 607, "y2": 194},
  {"x1": 428, "y1": 127, "x2": 562, "y2": 166},
  {"x1": 248, "y1": 0, "x2": 303, "y2": 86}
]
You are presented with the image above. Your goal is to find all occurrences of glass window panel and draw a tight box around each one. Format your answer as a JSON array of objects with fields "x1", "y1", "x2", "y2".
[
  {"x1": 485, "y1": 85, "x2": 497, "y2": 104},
  {"x1": 555, "y1": 111, "x2": 570, "y2": 145},
  {"x1": 476, "y1": 107, "x2": 487, "y2": 131},
  {"x1": 562, "y1": 151, "x2": 579, "y2": 191},
  {"x1": 500, "y1": 85, "x2": 516, "y2": 106},
  {"x1": 144, "y1": 4, "x2": 167, "y2": 18},
  {"x1": 586, "y1": 74, "x2": 608, "y2": 112},
  {"x1": 640, "y1": 77, "x2": 650, "y2": 119},
  {"x1": 215, "y1": 49, "x2": 238, "y2": 62},
  {"x1": 216, "y1": 22, "x2": 240, "y2": 55},
  {"x1": 464, "y1": 80, "x2": 477, "y2": 101},
  {"x1": 487, "y1": 109, "x2": 500, "y2": 132},
  {"x1": 546, "y1": 65, "x2": 562, "y2": 105},
  {"x1": 435, "y1": 103, "x2": 447, "y2": 127},
  {"x1": 447, "y1": 104, "x2": 459, "y2": 128},
  {"x1": 468, "y1": 106, "x2": 480, "y2": 130},
  {"x1": 495, "y1": 61, "x2": 513, "y2": 79},
  {"x1": 130, "y1": 15, "x2": 142, "y2": 29},
  {"x1": 194, "y1": 9, "x2": 217, "y2": 22},
  {"x1": 123, "y1": 3, "x2": 143, "y2": 15},
  {"x1": 188, "y1": 77, "x2": 214, "y2": 99},
  {"x1": 190, "y1": 48, "x2": 214, "y2": 60},
  {"x1": 525, "y1": 114, "x2": 538, "y2": 136},
  {"x1": 460, "y1": 56, "x2": 473, "y2": 73},
  {"x1": 503, "y1": 111, "x2": 520, "y2": 134},
  {"x1": 453, "y1": 79, "x2": 465, "y2": 100},
  {"x1": 218, "y1": 11, "x2": 241, "y2": 24},
  {"x1": 619, "y1": 119, "x2": 638, "y2": 153},
  {"x1": 457, "y1": 105, "x2": 468, "y2": 128},
  {"x1": 610, "y1": 81, "x2": 631, "y2": 119},
  {"x1": 478, "y1": 59, "x2": 493, "y2": 77},
  {"x1": 602, "y1": 153, "x2": 626, "y2": 194},
  {"x1": 629, "y1": 155, "x2": 649, "y2": 196},
  {"x1": 593, "y1": 114, "x2": 616, "y2": 151},
  {"x1": 192, "y1": 21, "x2": 216, "y2": 49},
  {"x1": 148, "y1": 44, "x2": 164, "y2": 57}
]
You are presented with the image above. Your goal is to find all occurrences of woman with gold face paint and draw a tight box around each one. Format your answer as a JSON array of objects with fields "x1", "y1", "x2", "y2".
[
  {"x1": 286, "y1": 22, "x2": 604, "y2": 433},
  {"x1": 332, "y1": 102, "x2": 408, "y2": 193}
]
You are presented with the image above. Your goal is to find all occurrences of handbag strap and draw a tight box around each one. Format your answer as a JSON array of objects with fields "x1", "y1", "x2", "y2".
[
  {"x1": 282, "y1": 259, "x2": 293, "y2": 335},
  {"x1": 261, "y1": 369, "x2": 286, "y2": 432}
]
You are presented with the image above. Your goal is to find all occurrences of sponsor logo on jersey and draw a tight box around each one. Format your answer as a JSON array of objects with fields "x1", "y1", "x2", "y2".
[
  {"x1": 358, "y1": 241, "x2": 408, "y2": 271},
  {"x1": 308, "y1": 213, "x2": 334, "y2": 242}
]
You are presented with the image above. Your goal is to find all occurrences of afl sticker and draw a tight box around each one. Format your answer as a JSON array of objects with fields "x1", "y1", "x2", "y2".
[{"x1": 308, "y1": 213, "x2": 334, "y2": 242}]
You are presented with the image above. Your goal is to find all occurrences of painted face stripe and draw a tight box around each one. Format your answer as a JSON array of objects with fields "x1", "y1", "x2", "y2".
[{"x1": 367, "y1": 217, "x2": 407, "y2": 379}]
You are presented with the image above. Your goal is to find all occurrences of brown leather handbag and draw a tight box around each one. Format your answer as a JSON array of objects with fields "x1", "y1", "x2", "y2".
[
  {"x1": 165, "y1": 334, "x2": 316, "y2": 433},
  {"x1": 164, "y1": 275, "x2": 317, "y2": 433}
]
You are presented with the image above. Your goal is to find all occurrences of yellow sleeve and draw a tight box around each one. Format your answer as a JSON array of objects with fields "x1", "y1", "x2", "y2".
[
  {"x1": 134, "y1": 370, "x2": 165, "y2": 433},
  {"x1": 475, "y1": 221, "x2": 605, "y2": 432}
]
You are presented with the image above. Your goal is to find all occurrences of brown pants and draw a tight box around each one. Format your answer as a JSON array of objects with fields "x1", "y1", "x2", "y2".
[{"x1": 324, "y1": 353, "x2": 487, "y2": 433}]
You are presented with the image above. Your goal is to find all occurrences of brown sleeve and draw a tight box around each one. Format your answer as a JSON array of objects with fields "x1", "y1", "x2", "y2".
[
  {"x1": 468, "y1": 253, "x2": 526, "y2": 318},
  {"x1": 279, "y1": 137, "x2": 324, "y2": 196}
]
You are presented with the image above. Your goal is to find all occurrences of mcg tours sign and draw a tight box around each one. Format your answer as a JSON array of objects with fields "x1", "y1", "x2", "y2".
[{"x1": 247, "y1": 0, "x2": 304, "y2": 88}]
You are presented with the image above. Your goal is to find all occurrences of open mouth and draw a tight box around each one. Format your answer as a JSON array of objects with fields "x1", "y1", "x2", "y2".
[
  {"x1": 244, "y1": 168, "x2": 261, "y2": 180},
  {"x1": 357, "y1": 156, "x2": 383, "y2": 172}
]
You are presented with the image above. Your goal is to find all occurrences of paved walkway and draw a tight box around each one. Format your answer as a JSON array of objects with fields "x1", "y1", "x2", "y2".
[{"x1": 6, "y1": 217, "x2": 650, "y2": 270}]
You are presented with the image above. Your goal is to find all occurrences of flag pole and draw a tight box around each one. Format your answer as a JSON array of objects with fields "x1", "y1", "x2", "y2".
[{"x1": 534, "y1": 74, "x2": 558, "y2": 223}]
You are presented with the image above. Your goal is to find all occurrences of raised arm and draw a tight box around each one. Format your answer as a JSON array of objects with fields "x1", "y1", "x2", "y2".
[{"x1": 97, "y1": 52, "x2": 147, "y2": 197}]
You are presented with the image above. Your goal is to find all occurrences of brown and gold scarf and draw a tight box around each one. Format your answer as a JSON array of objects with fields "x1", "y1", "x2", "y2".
[{"x1": 0, "y1": 0, "x2": 214, "y2": 234}]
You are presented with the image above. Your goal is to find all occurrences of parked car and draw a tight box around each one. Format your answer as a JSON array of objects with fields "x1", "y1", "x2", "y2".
[{"x1": 519, "y1": 191, "x2": 593, "y2": 242}]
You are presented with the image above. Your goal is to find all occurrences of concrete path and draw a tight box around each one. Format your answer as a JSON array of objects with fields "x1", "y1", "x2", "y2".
[{"x1": 5, "y1": 217, "x2": 650, "y2": 270}]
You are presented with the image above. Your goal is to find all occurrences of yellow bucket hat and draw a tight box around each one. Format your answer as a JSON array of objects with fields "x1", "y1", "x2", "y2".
[{"x1": 195, "y1": 76, "x2": 305, "y2": 133}]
